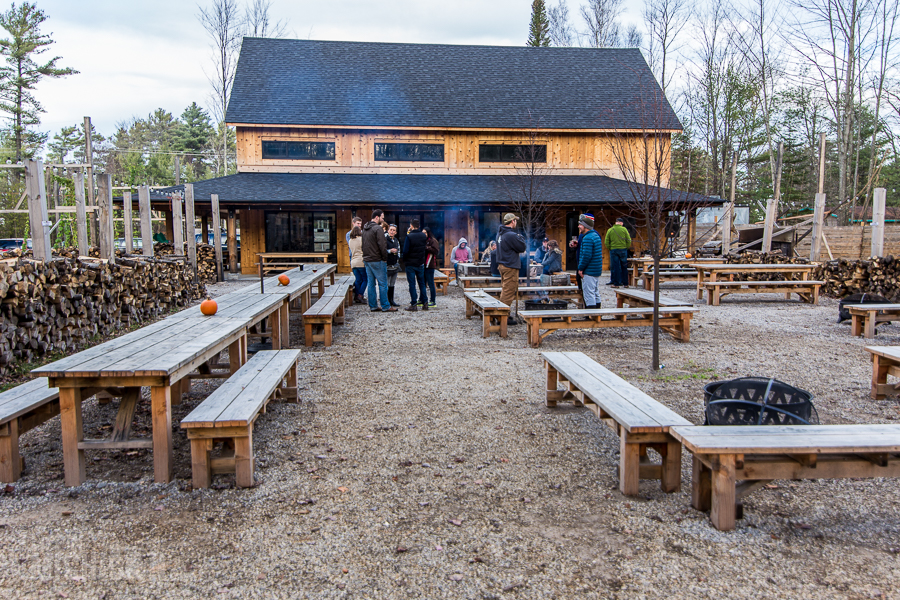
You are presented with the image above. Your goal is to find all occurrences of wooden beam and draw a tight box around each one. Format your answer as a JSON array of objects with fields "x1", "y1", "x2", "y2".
[
  {"x1": 722, "y1": 154, "x2": 736, "y2": 256},
  {"x1": 72, "y1": 171, "x2": 89, "y2": 256},
  {"x1": 122, "y1": 190, "x2": 133, "y2": 253},
  {"x1": 138, "y1": 185, "x2": 154, "y2": 258},
  {"x1": 184, "y1": 183, "x2": 198, "y2": 278},
  {"x1": 96, "y1": 174, "x2": 115, "y2": 263},
  {"x1": 761, "y1": 199, "x2": 776, "y2": 253},
  {"x1": 871, "y1": 188, "x2": 886, "y2": 258},
  {"x1": 172, "y1": 194, "x2": 184, "y2": 255},
  {"x1": 810, "y1": 193, "x2": 826, "y2": 262},
  {"x1": 24, "y1": 159, "x2": 51, "y2": 261},
  {"x1": 211, "y1": 194, "x2": 224, "y2": 281},
  {"x1": 84, "y1": 117, "x2": 97, "y2": 247},
  {"x1": 227, "y1": 209, "x2": 238, "y2": 273},
  {"x1": 817, "y1": 132, "x2": 826, "y2": 194}
]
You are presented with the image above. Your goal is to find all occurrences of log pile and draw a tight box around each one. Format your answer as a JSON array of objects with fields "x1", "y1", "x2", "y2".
[
  {"x1": 816, "y1": 256, "x2": 900, "y2": 300},
  {"x1": 0, "y1": 254, "x2": 204, "y2": 371},
  {"x1": 148, "y1": 243, "x2": 219, "y2": 283},
  {"x1": 723, "y1": 251, "x2": 814, "y2": 282}
]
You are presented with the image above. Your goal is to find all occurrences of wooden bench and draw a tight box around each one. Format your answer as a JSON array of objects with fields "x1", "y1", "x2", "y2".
[
  {"x1": 703, "y1": 280, "x2": 824, "y2": 306},
  {"x1": 458, "y1": 275, "x2": 574, "y2": 289},
  {"x1": 464, "y1": 291, "x2": 509, "y2": 338},
  {"x1": 615, "y1": 288, "x2": 690, "y2": 309},
  {"x1": 438, "y1": 268, "x2": 456, "y2": 284},
  {"x1": 642, "y1": 269, "x2": 698, "y2": 291},
  {"x1": 543, "y1": 352, "x2": 690, "y2": 495},
  {"x1": 846, "y1": 304, "x2": 900, "y2": 339},
  {"x1": 479, "y1": 285, "x2": 583, "y2": 307},
  {"x1": 433, "y1": 271, "x2": 449, "y2": 295},
  {"x1": 0, "y1": 378, "x2": 60, "y2": 481},
  {"x1": 303, "y1": 276, "x2": 354, "y2": 346},
  {"x1": 520, "y1": 306, "x2": 697, "y2": 347},
  {"x1": 865, "y1": 346, "x2": 900, "y2": 399},
  {"x1": 181, "y1": 349, "x2": 301, "y2": 488},
  {"x1": 670, "y1": 424, "x2": 900, "y2": 531}
]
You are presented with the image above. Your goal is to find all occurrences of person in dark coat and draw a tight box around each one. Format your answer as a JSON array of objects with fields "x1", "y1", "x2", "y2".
[
  {"x1": 361, "y1": 209, "x2": 396, "y2": 312},
  {"x1": 385, "y1": 224, "x2": 401, "y2": 307},
  {"x1": 576, "y1": 214, "x2": 603, "y2": 308},
  {"x1": 402, "y1": 219, "x2": 429, "y2": 311},
  {"x1": 496, "y1": 213, "x2": 527, "y2": 324}
]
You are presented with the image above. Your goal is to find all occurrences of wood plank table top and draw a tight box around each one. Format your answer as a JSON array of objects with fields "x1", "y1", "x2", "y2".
[
  {"x1": 670, "y1": 424, "x2": 900, "y2": 454},
  {"x1": 689, "y1": 263, "x2": 818, "y2": 301},
  {"x1": 464, "y1": 291, "x2": 509, "y2": 310},
  {"x1": 865, "y1": 345, "x2": 900, "y2": 360},
  {"x1": 257, "y1": 252, "x2": 330, "y2": 261},
  {"x1": 236, "y1": 264, "x2": 336, "y2": 300},
  {"x1": 166, "y1": 292, "x2": 287, "y2": 325},
  {"x1": 845, "y1": 304, "x2": 900, "y2": 312}
]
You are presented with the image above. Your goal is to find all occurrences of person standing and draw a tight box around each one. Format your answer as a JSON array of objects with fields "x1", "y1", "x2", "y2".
[
  {"x1": 424, "y1": 228, "x2": 440, "y2": 307},
  {"x1": 449, "y1": 237, "x2": 473, "y2": 279},
  {"x1": 577, "y1": 214, "x2": 603, "y2": 308},
  {"x1": 348, "y1": 226, "x2": 366, "y2": 304},
  {"x1": 385, "y1": 223, "x2": 401, "y2": 307},
  {"x1": 361, "y1": 210, "x2": 396, "y2": 312},
  {"x1": 496, "y1": 213, "x2": 526, "y2": 324},
  {"x1": 568, "y1": 213, "x2": 593, "y2": 294},
  {"x1": 605, "y1": 217, "x2": 632, "y2": 288},
  {"x1": 346, "y1": 216, "x2": 365, "y2": 298},
  {"x1": 402, "y1": 219, "x2": 429, "y2": 311}
]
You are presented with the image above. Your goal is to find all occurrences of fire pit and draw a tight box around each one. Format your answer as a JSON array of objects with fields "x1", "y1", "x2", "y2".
[
  {"x1": 703, "y1": 377, "x2": 818, "y2": 426},
  {"x1": 524, "y1": 299, "x2": 568, "y2": 311}
]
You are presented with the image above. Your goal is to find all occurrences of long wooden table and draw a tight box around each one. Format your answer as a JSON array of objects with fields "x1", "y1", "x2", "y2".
[
  {"x1": 479, "y1": 285, "x2": 583, "y2": 307},
  {"x1": 670, "y1": 424, "x2": 900, "y2": 531},
  {"x1": 257, "y1": 252, "x2": 331, "y2": 273},
  {"x1": 628, "y1": 257, "x2": 719, "y2": 287},
  {"x1": 846, "y1": 304, "x2": 900, "y2": 339},
  {"x1": 866, "y1": 345, "x2": 900, "y2": 399},
  {"x1": 690, "y1": 263, "x2": 820, "y2": 305}
]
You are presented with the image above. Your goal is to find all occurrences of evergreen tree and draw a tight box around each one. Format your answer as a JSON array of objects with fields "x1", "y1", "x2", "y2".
[
  {"x1": 175, "y1": 102, "x2": 215, "y2": 179},
  {"x1": 527, "y1": 0, "x2": 551, "y2": 47},
  {"x1": 0, "y1": 3, "x2": 76, "y2": 161},
  {"x1": 47, "y1": 125, "x2": 78, "y2": 163}
]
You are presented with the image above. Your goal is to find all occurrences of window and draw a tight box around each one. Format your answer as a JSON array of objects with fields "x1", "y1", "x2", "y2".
[
  {"x1": 261, "y1": 140, "x2": 335, "y2": 160},
  {"x1": 374, "y1": 143, "x2": 444, "y2": 162},
  {"x1": 479, "y1": 144, "x2": 547, "y2": 163}
]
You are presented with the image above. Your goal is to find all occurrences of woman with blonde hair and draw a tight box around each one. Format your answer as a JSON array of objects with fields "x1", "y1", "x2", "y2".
[{"x1": 348, "y1": 225, "x2": 366, "y2": 304}]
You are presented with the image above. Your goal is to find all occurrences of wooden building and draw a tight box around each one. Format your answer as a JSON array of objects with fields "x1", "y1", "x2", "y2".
[{"x1": 161, "y1": 39, "x2": 719, "y2": 274}]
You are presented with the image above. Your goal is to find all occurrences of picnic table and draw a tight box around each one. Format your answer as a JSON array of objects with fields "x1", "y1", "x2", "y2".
[
  {"x1": 865, "y1": 346, "x2": 900, "y2": 399},
  {"x1": 479, "y1": 285, "x2": 583, "y2": 307},
  {"x1": 628, "y1": 257, "x2": 719, "y2": 287},
  {"x1": 845, "y1": 304, "x2": 900, "y2": 339},
  {"x1": 456, "y1": 263, "x2": 492, "y2": 278},
  {"x1": 670, "y1": 424, "x2": 900, "y2": 531},
  {"x1": 256, "y1": 252, "x2": 331, "y2": 273},
  {"x1": 689, "y1": 263, "x2": 822, "y2": 306}
]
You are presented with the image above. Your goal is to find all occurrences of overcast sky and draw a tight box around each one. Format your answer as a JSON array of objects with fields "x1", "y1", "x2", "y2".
[{"x1": 33, "y1": 0, "x2": 644, "y2": 139}]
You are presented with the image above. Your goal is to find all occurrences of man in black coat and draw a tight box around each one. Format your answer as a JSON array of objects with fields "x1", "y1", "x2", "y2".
[
  {"x1": 401, "y1": 219, "x2": 429, "y2": 311},
  {"x1": 361, "y1": 209, "x2": 396, "y2": 312},
  {"x1": 496, "y1": 213, "x2": 526, "y2": 324}
]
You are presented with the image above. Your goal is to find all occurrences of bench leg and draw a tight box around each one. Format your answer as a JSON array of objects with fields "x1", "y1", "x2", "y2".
[
  {"x1": 190, "y1": 438, "x2": 212, "y2": 489},
  {"x1": 234, "y1": 428, "x2": 254, "y2": 488},
  {"x1": 499, "y1": 315, "x2": 508, "y2": 338},
  {"x1": 151, "y1": 385, "x2": 173, "y2": 484},
  {"x1": 872, "y1": 354, "x2": 892, "y2": 400},
  {"x1": 851, "y1": 315, "x2": 862, "y2": 337},
  {"x1": 660, "y1": 441, "x2": 682, "y2": 493},
  {"x1": 323, "y1": 321, "x2": 333, "y2": 346},
  {"x1": 619, "y1": 432, "x2": 640, "y2": 496},
  {"x1": 529, "y1": 319, "x2": 541, "y2": 348},
  {"x1": 678, "y1": 314, "x2": 691, "y2": 343},
  {"x1": 865, "y1": 315, "x2": 876, "y2": 340},
  {"x1": 482, "y1": 315, "x2": 490, "y2": 338},
  {"x1": 545, "y1": 362, "x2": 560, "y2": 407},
  {"x1": 465, "y1": 298, "x2": 473, "y2": 319},
  {"x1": 0, "y1": 418, "x2": 21, "y2": 482},
  {"x1": 691, "y1": 455, "x2": 711, "y2": 512},
  {"x1": 60, "y1": 387, "x2": 86, "y2": 487},
  {"x1": 304, "y1": 322, "x2": 314, "y2": 347},
  {"x1": 710, "y1": 454, "x2": 736, "y2": 531}
]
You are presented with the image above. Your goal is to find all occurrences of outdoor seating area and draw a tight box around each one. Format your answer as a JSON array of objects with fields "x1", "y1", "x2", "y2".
[{"x1": 692, "y1": 263, "x2": 823, "y2": 306}]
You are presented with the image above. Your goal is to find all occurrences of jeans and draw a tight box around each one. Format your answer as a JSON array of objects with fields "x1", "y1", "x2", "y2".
[
  {"x1": 582, "y1": 274, "x2": 600, "y2": 307},
  {"x1": 365, "y1": 261, "x2": 390, "y2": 310},
  {"x1": 352, "y1": 267, "x2": 367, "y2": 299},
  {"x1": 425, "y1": 268, "x2": 436, "y2": 303},
  {"x1": 610, "y1": 248, "x2": 628, "y2": 286},
  {"x1": 405, "y1": 265, "x2": 427, "y2": 305},
  {"x1": 498, "y1": 264, "x2": 519, "y2": 308}
]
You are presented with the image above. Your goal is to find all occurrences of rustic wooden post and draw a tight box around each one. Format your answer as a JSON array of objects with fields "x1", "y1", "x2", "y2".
[
  {"x1": 871, "y1": 188, "x2": 886, "y2": 258},
  {"x1": 686, "y1": 209, "x2": 696, "y2": 254},
  {"x1": 84, "y1": 116, "x2": 98, "y2": 247},
  {"x1": 184, "y1": 183, "x2": 198, "y2": 278},
  {"x1": 810, "y1": 193, "x2": 826, "y2": 262},
  {"x1": 722, "y1": 154, "x2": 736, "y2": 256},
  {"x1": 164, "y1": 210, "x2": 174, "y2": 242},
  {"x1": 172, "y1": 194, "x2": 184, "y2": 255},
  {"x1": 211, "y1": 194, "x2": 224, "y2": 281},
  {"x1": 122, "y1": 190, "x2": 133, "y2": 253},
  {"x1": 817, "y1": 133, "x2": 826, "y2": 194},
  {"x1": 24, "y1": 159, "x2": 51, "y2": 261},
  {"x1": 96, "y1": 174, "x2": 115, "y2": 263},
  {"x1": 227, "y1": 209, "x2": 238, "y2": 273},
  {"x1": 72, "y1": 171, "x2": 89, "y2": 256},
  {"x1": 138, "y1": 185, "x2": 154, "y2": 258},
  {"x1": 201, "y1": 213, "x2": 209, "y2": 244},
  {"x1": 762, "y1": 143, "x2": 783, "y2": 253}
]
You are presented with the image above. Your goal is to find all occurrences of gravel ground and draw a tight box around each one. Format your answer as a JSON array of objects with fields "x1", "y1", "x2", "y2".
[{"x1": 1, "y1": 276, "x2": 899, "y2": 599}]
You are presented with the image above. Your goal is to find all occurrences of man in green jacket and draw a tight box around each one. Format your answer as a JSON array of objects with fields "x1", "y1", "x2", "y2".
[{"x1": 605, "y1": 217, "x2": 632, "y2": 287}]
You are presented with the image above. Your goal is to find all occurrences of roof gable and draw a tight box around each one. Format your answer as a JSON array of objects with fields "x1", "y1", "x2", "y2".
[{"x1": 226, "y1": 39, "x2": 682, "y2": 131}]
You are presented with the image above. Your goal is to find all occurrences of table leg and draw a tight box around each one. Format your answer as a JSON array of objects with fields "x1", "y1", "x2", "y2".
[
  {"x1": 318, "y1": 279, "x2": 325, "y2": 298},
  {"x1": 691, "y1": 455, "x2": 711, "y2": 511},
  {"x1": 499, "y1": 315, "x2": 508, "y2": 338},
  {"x1": 872, "y1": 354, "x2": 891, "y2": 400},
  {"x1": 271, "y1": 309, "x2": 282, "y2": 350},
  {"x1": 281, "y1": 301, "x2": 290, "y2": 347},
  {"x1": 851, "y1": 314, "x2": 862, "y2": 337},
  {"x1": 229, "y1": 337, "x2": 243, "y2": 374},
  {"x1": 864, "y1": 312, "x2": 876, "y2": 339},
  {"x1": 151, "y1": 385, "x2": 172, "y2": 483},
  {"x1": 710, "y1": 454, "x2": 736, "y2": 531},
  {"x1": 619, "y1": 431, "x2": 640, "y2": 496},
  {"x1": 60, "y1": 387, "x2": 85, "y2": 487},
  {"x1": 696, "y1": 271, "x2": 704, "y2": 300},
  {"x1": 0, "y1": 418, "x2": 21, "y2": 482},
  {"x1": 329, "y1": 271, "x2": 335, "y2": 285},
  {"x1": 660, "y1": 441, "x2": 682, "y2": 493}
]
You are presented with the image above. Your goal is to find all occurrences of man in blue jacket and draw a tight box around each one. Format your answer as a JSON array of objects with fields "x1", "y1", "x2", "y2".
[
  {"x1": 496, "y1": 213, "x2": 527, "y2": 324},
  {"x1": 576, "y1": 214, "x2": 603, "y2": 309}
]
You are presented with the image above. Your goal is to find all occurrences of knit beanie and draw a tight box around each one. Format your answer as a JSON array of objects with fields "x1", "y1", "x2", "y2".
[{"x1": 579, "y1": 214, "x2": 595, "y2": 228}]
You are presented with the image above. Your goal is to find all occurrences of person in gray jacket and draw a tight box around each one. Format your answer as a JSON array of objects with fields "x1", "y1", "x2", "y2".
[{"x1": 450, "y1": 237, "x2": 473, "y2": 279}]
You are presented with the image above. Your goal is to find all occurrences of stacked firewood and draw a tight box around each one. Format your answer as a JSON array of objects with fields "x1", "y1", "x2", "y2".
[
  {"x1": 0, "y1": 255, "x2": 204, "y2": 370},
  {"x1": 816, "y1": 256, "x2": 900, "y2": 300},
  {"x1": 722, "y1": 251, "x2": 814, "y2": 282},
  {"x1": 148, "y1": 243, "x2": 220, "y2": 283}
]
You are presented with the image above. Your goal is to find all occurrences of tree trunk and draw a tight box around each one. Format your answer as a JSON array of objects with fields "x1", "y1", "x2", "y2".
[{"x1": 652, "y1": 255, "x2": 661, "y2": 370}]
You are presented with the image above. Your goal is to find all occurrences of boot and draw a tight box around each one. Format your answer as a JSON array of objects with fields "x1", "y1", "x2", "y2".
[
  {"x1": 388, "y1": 286, "x2": 399, "y2": 307},
  {"x1": 421, "y1": 299, "x2": 429, "y2": 310},
  {"x1": 405, "y1": 303, "x2": 418, "y2": 312}
]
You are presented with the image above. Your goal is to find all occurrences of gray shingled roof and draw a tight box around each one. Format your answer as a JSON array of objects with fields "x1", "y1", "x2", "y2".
[
  {"x1": 158, "y1": 173, "x2": 718, "y2": 207},
  {"x1": 226, "y1": 39, "x2": 681, "y2": 130}
]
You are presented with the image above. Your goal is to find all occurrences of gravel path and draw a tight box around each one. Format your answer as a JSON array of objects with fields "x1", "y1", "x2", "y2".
[{"x1": 1, "y1": 277, "x2": 899, "y2": 599}]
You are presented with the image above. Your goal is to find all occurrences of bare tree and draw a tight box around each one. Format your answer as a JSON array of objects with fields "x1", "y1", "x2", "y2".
[
  {"x1": 642, "y1": 0, "x2": 689, "y2": 93},
  {"x1": 198, "y1": 0, "x2": 244, "y2": 175},
  {"x1": 245, "y1": 0, "x2": 289, "y2": 38},
  {"x1": 625, "y1": 24, "x2": 643, "y2": 48},
  {"x1": 606, "y1": 69, "x2": 709, "y2": 370},
  {"x1": 580, "y1": 0, "x2": 625, "y2": 47},
  {"x1": 548, "y1": 0, "x2": 575, "y2": 46}
]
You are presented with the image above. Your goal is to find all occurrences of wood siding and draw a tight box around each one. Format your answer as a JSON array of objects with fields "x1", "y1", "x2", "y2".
[{"x1": 236, "y1": 127, "x2": 670, "y2": 184}]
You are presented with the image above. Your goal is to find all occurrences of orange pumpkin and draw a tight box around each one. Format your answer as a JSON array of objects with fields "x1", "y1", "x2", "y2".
[
  {"x1": 685, "y1": 253, "x2": 693, "y2": 259},
  {"x1": 278, "y1": 274, "x2": 290, "y2": 286},
  {"x1": 200, "y1": 297, "x2": 218, "y2": 316}
]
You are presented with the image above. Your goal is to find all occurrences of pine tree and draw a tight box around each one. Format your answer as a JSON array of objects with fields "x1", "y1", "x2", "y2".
[
  {"x1": 0, "y1": 3, "x2": 76, "y2": 161},
  {"x1": 527, "y1": 0, "x2": 551, "y2": 47},
  {"x1": 176, "y1": 102, "x2": 215, "y2": 179}
]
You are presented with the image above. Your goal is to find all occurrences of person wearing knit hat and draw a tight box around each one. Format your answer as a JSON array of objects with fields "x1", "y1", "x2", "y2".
[
  {"x1": 579, "y1": 213, "x2": 595, "y2": 228},
  {"x1": 576, "y1": 214, "x2": 604, "y2": 308},
  {"x1": 605, "y1": 217, "x2": 632, "y2": 287},
  {"x1": 569, "y1": 213, "x2": 595, "y2": 296},
  {"x1": 496, "y1": 214, "x2": 527, "y2": 324}
]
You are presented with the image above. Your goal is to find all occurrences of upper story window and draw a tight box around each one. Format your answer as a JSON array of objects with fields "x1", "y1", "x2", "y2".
[
  {"x1": 262, "y1": 140, "x2": 336, "y2": 160},
  {"x1": 479, "y1": 144, "x2": 547, "y2": 163},
  {"x1": 374, "y1": 143, "x2": 444, "y2": 162}
]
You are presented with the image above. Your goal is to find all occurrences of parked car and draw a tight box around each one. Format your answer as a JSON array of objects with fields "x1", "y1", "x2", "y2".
[
  {"x1": 114, "y1": 238, "x2": 144, "y2": 250},
  {"x1": 0, "y1": 238, "x2": 30, "y2": 252}
]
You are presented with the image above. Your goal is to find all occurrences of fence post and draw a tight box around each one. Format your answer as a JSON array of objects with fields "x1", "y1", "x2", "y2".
[
  {"x1": 138, "y1": 185, "x2": 154, "y2": 258},
  {"x1": 96, "y1": 174, "x2": 115, "y2": 263},
  {"x1": 172, "y1": 194, "x2": 184, "y2": 255},
  {"x1": 810, "y1": 193, "x2": 826, "y2": 262},
  {"x1": 184, "y1": 184, "x2": 197, "y2": 280},
  {"x1": 72, "y1": 171, "x2": 89, "y2": 256},
  {"x1": 24, "y1": 159, "x2": 52, "y2": 262},
  {"x1": 211, "y1": 194, "x2": 224, "y2": 282},
  {"x1": 871, "y1": 188, "x2": 886, "y2": 258},
  {"x1": 761, "y1": 199, "x2": 775, "y2": 252},
  {"x1": 123, "y1": 189, "x2": 133, "y2": 253}
]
